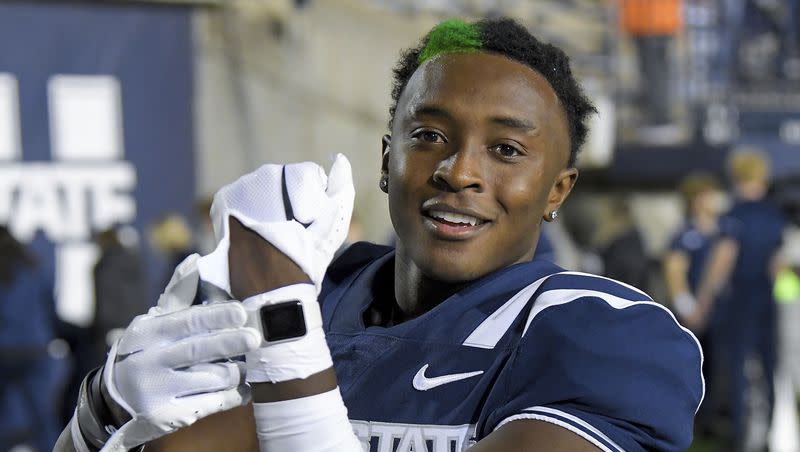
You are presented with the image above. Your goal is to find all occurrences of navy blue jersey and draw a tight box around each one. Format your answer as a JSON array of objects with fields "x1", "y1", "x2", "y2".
[
  {"x1": 320, "y1": 242, "x2": 704, "y2": 452},
  {"x1": 720, "y1": 199, "x2": 785, "y2": 288},
  {"x1": 668, "y1": 222, "x2": 717, "y2": 292}
]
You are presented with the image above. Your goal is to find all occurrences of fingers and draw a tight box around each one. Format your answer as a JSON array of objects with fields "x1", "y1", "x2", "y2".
[
  {"x1": 173, "y1": 362, "x2": 244, "y2": 398},
  {"x1": 284, "y1": 161, "x2": 328, "y2": 225},
  {"x1": 122, "y1": 303, "x2": 251, "y2": 354},
  {"x1": 159, "y1": 327, "x2": 261, "y2": 369},
  {"x1": 174, "y1": 386, "x2": 250, "y2": 421}
]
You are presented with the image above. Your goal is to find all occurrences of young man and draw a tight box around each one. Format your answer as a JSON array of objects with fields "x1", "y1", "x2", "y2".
[{"x1": 56, "y1": 18, "x2": 703, "y2": 452}]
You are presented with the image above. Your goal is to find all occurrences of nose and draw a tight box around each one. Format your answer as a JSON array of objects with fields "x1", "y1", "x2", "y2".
[{"x1": 431, "y1": 146, "x2": 484, "y2": 192}]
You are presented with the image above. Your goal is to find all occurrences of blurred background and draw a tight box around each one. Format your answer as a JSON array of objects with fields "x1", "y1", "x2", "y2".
[{"x1": 0, "y1": 0, "x2": 798, "y2": 451}]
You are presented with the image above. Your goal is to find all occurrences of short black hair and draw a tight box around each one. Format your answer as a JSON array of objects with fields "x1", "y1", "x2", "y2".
[{"x1": 389, "y1": 17, "x2": 596, "y2": 167}]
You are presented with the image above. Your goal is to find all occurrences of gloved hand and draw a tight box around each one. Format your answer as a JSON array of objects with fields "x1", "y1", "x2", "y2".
[
  {"x1": 101, "y1": 254, "x2": 261, "y2": 451},
  {"x1": 196, "y1": 154, "x2": 355, "y2": 295}
]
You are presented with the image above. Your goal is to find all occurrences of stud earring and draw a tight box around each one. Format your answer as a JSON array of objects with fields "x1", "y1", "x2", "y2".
[
  {"x1": 549, "y1": 210, "x2": 559, "y2": 221},
  {"x1": 379, "y1": 175, "x2": 388, "y2": 193}
]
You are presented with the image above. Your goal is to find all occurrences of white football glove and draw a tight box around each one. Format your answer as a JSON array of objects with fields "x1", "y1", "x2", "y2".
[
  {"x1": 196, "y1": 154, "x2": 355, "y2": 294},
  {"x1": 101, "y1": 254, "x2": 261, "y2": 451}
]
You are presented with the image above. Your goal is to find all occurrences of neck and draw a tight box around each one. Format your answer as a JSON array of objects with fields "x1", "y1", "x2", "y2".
[
  {"x1": 393, "y1": 249, "x2": 466, "y2": 321},
  {"x1": 692, "y1": 211, "x2": 717, "y2": 234},
  {"x1": 737, "y1": 181, "x2": 767, "y2": 200}
]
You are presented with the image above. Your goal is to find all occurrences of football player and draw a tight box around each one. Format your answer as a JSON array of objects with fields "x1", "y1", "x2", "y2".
[{"x1": 55, "y1": 18, "x2": 703, "y2": 452}]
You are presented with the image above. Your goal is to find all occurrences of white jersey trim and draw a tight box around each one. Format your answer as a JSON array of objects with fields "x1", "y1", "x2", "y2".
[
  {"x1": 494, "y1": 411, "x2": 619, "y2": 452},
  {"x1": 462, "y1": 272, "x2": 562, "y2": 349},
  {"x1": 520, "y1": 286, "x2": 706, "y2": 415},
  {"x1": 557, "y1": 271, "x2": 650, "y2": 298}
]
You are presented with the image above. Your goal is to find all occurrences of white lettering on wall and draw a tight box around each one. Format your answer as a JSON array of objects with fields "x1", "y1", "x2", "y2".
[
  {"x1": 0, "y1": 73, "x2": 21, "y2": 161},
  {"x1": 0, "y1": 74, "x2": 135, "y2": 327}
]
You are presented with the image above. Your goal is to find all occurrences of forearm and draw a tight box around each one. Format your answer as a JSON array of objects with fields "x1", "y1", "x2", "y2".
[
  {"x1": 228, "y1": 217, "x2": 337, "y2": 403},
  {"x1": 663, "y1": 251, "x2": 690, "y2": 298},
  {"x1": 228, "y1": 218, "x2": 362, "y2": 451},
  {"x1": 696, "y1": 239, "x2": 738, "y2": 311}
]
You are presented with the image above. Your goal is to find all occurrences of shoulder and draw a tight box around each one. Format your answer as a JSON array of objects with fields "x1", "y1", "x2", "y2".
[
  {"x1": 321, "y1": 242, "x2": 392, "y2": 297},
  {"x1": 526, "y1": 272, "x2": 701, "y2": 367},
  {"x1": 482, "y1": 272, "x2": 704, "y2": 450}
]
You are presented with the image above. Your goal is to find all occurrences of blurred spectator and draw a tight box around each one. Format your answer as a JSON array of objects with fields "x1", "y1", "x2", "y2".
[
  {"x1": 598, "y1": 196, "x2": 650, "y2": 290},
  {"x1": 693, "y1": 148, "x2": 787, "y2": 452},
  {"x1": 0, "y1": 225, "x2": 65, "y2": 451},
  {"x1": 150, "y1": 214, "x2": 196, "y2": 290},
  {"x1": 150, "y1": 214, "x2": 205, "y2": 304},
  {"x1": 194, "y1": 197, "x2": 216, "y2": 255},
  {"x1": 93, "y1": 226, "x2": 146, "y2": 355},
  {"x1": 619, "y1": 0, "x2": 684, "y2": 143},
  {"x1": 663, "y1": 172, "x2": 724, "y2": 437}
]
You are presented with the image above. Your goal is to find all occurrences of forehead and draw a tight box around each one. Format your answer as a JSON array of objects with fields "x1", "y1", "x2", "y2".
[{"x1": 398, "y1": 52, "x2": 565, "y2": 128}]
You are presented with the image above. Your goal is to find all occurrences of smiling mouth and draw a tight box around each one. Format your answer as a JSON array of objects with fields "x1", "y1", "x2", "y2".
[
  {"x1": 422, "y1": 209, "x2": 491, "y2": 239},
  {"x1": 425, "y1": 210, "x2": 487, "y2": 227}
]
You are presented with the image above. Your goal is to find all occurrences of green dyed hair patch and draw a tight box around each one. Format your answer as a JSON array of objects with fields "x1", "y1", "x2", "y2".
[{"x1": 418, "y1": 19, "x2": 483, "y2": 64}]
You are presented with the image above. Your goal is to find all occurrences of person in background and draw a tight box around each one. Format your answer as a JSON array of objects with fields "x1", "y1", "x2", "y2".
[
  {"x1": 619, "y1": 0, "x2": 684, "y2": 144},
  {"x1": 599, "y1": 196, "x2": 650, "y2": 291},
  {"x1": 663, "y1": 172, "x2": 724, "y2": 438},
  {"x1": 0, "y1": 225, "x2": 63, "y2": 451},
  {"x1": 93, "y1": 226, "x2": 147, "y2": 356},
  {"x1": 691, "y1": 148, "x2": 787, "y2": 452},
  {"x1": 150, "y1": 214, "x2": 197, "y2": 294}
]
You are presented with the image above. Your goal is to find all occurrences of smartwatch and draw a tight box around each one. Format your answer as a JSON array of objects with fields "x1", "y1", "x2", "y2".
[
  {"x1": 258, "y1": 300, "x2": 307, "y2": 342},
  {"x1": 243, "y1": 284, "x2": 317, "y2": 344}
]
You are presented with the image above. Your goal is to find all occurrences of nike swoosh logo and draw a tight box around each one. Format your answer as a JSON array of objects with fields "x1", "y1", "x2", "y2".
[{"x1": 412, "y1": 364, "x2": 484, "y2": 391}]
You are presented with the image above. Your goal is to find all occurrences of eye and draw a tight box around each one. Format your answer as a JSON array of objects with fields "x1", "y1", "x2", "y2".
[
  {"x1": 412, "y1": 130, "x2": 447, "y2": 144},
  {"x1": 490, "y1": 143, "x2": 523, "y2": 158}
]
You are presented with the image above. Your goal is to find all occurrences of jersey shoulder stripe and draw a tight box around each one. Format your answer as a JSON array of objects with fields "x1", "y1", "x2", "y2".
[{"x1": 496, "y1": 405, "x2": 625, "y2": 452}]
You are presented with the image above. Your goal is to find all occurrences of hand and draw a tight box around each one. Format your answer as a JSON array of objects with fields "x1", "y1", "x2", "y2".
[
  {"x1": 197, "y1": 154, "x2": 354, "y2": 294},
  {"x1": 682, "y1": 305, "x2": 707, "y2": 334},
  {"x1": 101, "y1": 254, "x2": 261, "y2": 450},
  {"x1": 672, "y1": 293, "x2": 697, "y2": 320}
]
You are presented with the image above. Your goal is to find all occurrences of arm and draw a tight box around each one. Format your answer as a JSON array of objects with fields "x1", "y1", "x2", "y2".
[
  {"x1": 663, "y1": 250, "x2": 690, "y2": 299},
  {"x1": 691, "y1": 238, "x2": 739, "y2": 330}
]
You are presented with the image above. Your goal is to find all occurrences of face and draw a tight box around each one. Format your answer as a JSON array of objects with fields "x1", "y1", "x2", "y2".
[
  {"x1": 693, "y1": 188, "x2": 725, "y2": 217},
  {"x1": 383, "y1": 52, "x2": 577, "y2": 282}
]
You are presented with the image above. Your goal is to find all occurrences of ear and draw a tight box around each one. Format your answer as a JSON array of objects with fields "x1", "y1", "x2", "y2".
[
  {"x1": 543, "y1": 167, "x2": 578, "y2": 221},
  {"x1": 381, "y1": 134, "x2": 391, "y2": 174}
]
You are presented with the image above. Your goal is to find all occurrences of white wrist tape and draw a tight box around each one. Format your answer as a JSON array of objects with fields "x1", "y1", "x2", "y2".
[
  {"x1": 253, "y1": 388, "x2": 363, "y2": 452},
  {"x1": 243, "y1": 284, "x2": 333, "y2": 383}
]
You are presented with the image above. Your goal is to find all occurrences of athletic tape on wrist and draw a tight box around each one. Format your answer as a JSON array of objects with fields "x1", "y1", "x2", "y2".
[
  {"x1": 253, "y1": 387, "x2": 363, "y2": 452},
  {"x1": 242, "y1": 284, "x2": 332, "y2": 382}
]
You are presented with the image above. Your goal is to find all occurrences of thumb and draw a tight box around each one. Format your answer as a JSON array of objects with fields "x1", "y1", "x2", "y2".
[
  {"x1": 326, "y1": 153, "x2": 354, "y2": 198},
  {"x1": 157, "y1": 253, "x2": 201, "y2": 312}
]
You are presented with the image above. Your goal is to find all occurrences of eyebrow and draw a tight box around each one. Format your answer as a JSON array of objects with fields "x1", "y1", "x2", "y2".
[
  {"x1": 490, "y1": 116, "x2": 537, "y2": 133},
  {"x1": 408, "y1": 105, "x2": 453, "y2": 120},
  {"x1": 408, "y1": 105, "x2": 538, "y2": 133}
]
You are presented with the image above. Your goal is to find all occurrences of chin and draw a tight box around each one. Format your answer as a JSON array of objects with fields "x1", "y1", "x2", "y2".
[{"x1": 416, "y1": 251, "x2": 495, "y2": 283}]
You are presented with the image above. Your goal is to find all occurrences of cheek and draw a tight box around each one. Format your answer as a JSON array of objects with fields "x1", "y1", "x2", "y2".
[{"x1": 496, "y1": 169, "x2": 550, "y2": 222}]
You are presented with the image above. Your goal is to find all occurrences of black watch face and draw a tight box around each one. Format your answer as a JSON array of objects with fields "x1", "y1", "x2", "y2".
[{"x1": 259, "y1": 300, "x2": 306, "y2": 342}]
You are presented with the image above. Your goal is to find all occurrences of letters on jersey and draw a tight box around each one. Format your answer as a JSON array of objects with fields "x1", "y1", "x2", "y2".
[{"x1": 321, "y1": 243, "x2": 704, "y2": 452}]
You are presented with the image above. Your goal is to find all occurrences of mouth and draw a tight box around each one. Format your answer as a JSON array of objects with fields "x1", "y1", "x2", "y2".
[{"x1": 421, "y1": 205, "x2": 492, "y2": 240}]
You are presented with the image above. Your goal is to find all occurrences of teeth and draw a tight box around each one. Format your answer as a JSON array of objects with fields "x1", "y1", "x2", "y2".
[{"x1": 429, "y1": 210, "x2": 480, "y2": 226}]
